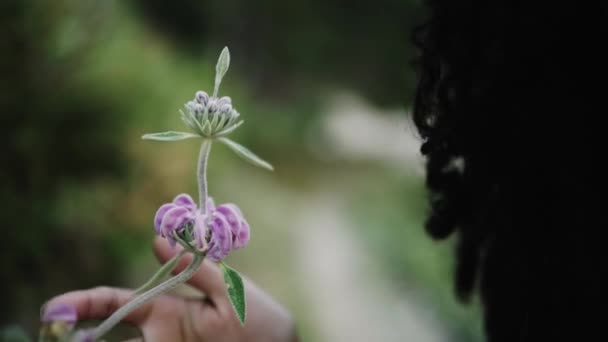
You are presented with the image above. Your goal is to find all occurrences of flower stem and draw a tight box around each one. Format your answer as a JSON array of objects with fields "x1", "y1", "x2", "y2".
[
  {"x1": 132, "y1": 249, "x2": 187, "y2": 296},
  {"x1": 91, "y1": 254, "x2": 205, "y2": 340},
  {"x1": 198, "y1": 140, "x2": 212, "y2": 213}
]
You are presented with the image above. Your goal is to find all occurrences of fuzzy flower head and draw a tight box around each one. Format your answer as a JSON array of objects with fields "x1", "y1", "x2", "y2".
[
  {"x1": 178, "y1": 47, "x2": 243, "y2": 138},
  {"x1": 141, "y1": 47, "x2": 273, "y2": 172},
  {"x1": 180, "y1": 91, "x2": 243, "y2": 138},
  {"x1": 154, "y1": 193, "x2": 250, "y2": 261}
]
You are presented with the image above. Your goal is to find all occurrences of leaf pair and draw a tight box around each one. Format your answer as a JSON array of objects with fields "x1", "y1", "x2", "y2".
[{"x1": 142, "y1": 133, "x2": 273, "y2": 171}]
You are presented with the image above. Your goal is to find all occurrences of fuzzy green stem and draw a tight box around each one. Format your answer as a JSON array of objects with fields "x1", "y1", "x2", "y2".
[
  {"x1": 198, "y1": 140, "x2": 212, "y2": 213},
  {"x1": 132, "y1": 249, "x2": 187, "y2": 296},
  {"x1": 91, "y1": 254, "x2": 205, "y2": 340}
]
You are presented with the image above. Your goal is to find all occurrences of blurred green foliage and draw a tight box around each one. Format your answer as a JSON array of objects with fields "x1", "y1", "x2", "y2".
[
  {"x1": 1, "y1": 0, "x2": 132, "y2": 331},
  {"x1": 128, "y1": 0, "x2": 424, "y2": 106}
]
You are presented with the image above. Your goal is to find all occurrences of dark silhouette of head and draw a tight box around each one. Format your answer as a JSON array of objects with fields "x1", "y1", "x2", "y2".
[{"x1": 413, "y1": 1, "x2": 607, "y2": 341}]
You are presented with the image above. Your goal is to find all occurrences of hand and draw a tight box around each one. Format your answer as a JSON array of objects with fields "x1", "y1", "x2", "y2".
[{"x1": 46, "y1": 237, "x2": 298, "y2": 342}]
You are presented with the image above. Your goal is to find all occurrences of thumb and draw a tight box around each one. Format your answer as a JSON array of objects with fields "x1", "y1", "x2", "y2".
[{"x1": 153, "y1": 237, "x2": 229, "y2": 304}]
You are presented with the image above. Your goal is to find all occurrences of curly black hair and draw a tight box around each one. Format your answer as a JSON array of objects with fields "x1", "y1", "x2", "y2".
[{"x1": 413, "y1": 1, "x2": 608, "y2": 341}]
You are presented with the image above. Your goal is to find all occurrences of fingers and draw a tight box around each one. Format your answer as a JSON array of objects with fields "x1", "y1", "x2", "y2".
[
  {"x1": 153, "y1": 237, "x2": 228, "y2": 303},
  {"x1": 44, "y1": 287, "x2": 150, "y2": 326}
]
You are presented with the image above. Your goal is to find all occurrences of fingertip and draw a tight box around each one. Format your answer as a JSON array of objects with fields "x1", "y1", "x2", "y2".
[
  {"x1": 153, "y1": 236, "x2": 181, "y2": 262},
  {"x1": 186, "y1": 258, "x2": 228, "y2": 301},
  {"x1": 45, "y1": 288, "x2": 147, "y2": 324},
  {"x1": 153, "y1": 236, "x2": 169, "y2": 256},
  {"x1": 45, "y1": 291, "x2": 82, "y2": 312},
  {"x1": 43, "y1": 290, "x2": 94, "y2": 323}
]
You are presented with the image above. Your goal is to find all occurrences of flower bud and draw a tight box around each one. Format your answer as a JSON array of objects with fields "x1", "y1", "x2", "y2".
[
  {"x1": 194, "y1": 103, "x2": 204, "y2": 114},
  {"x1": 195, "y1": 91, "x2": 209, "y2": 105},
  {"x1": 181, "y1": 95, "x2": 243, "y2": 137},
  {"x1": 185, "y1": 100, "x2": 197, "y2": 113},
  {"x1": 220, "y1": 103, "x2": 233, "y2": 114},
  {"x1": 207, "y1": 100, "x2": 218, "y2": 114},
  {"x1": 217, "y1": 96, "x2": 232, "y2": 106}
]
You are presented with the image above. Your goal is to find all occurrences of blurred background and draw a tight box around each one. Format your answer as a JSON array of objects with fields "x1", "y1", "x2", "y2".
[{"x1": 1, "y1": 1, "x2": 482, "y2": 341}]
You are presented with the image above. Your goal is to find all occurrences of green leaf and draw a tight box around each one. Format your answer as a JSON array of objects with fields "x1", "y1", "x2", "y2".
[
  {"x1": 142, "y1": 131, "x2": 200, "y2": 141},
  {"x1": 213, "y1": 47, "x2": 230, "y2": 96},
  {"x1": 217, "y1": 137, "x2": 274, "y2": 171},
  {"x1": 1, "y1": 325, "x2": 31, "y2": 342},
  {"x1": 220, "y1": 262, "x2": 246, "y2": 325}
]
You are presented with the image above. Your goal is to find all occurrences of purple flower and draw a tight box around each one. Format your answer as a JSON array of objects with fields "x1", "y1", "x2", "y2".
[
  {"x1": 206, "y1": 199, "x2": 251, "y2": 261},
  {"x1": 41, "y1": 303, "x2": 77, "y2": 324},
  {"x1": 154, "y1": 194, "x2": 199, "y2": 247},
  {"x1": 216, "y1": 203, "x2": 250, "y2": 249},
  {"x1": 154, "y1": 194, "x2": 250, "y2": 260}
]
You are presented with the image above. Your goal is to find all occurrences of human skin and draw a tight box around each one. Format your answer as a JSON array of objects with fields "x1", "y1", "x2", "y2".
[{"x1": 46, "y1": 237, "x2": 298, "y2": 342}]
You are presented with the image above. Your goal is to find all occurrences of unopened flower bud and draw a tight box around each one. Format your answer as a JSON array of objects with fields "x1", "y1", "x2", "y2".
[
  {"x1": 207, "y1": 100, "x2": 218, "y2": 114},
  {"x1": 220, "y1": 103, "x2": 233, "y2": 114},
  {"x1": 181, "y1": 93, "x2": 243, "y2": 137},
  {"x1": 185, "y1": 100, "x2": 196, "y2": 112},
  {"x1": 195, "y1": 91, "x2": 209, "y2": 105},
  {"x1": 217, "y1": 96, "x2": 232, "y2": 106},
  {"x1": 194, "y1": 103, "x2": 205, "y2": 115}
]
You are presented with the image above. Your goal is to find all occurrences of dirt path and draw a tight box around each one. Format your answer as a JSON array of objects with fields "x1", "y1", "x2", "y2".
[
  {"x1": 292, "y1": 93, "x2": 447, "y2": 341},
  {"x1": 293, "y1": 187, "x2": 446, "y2": 342}
]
